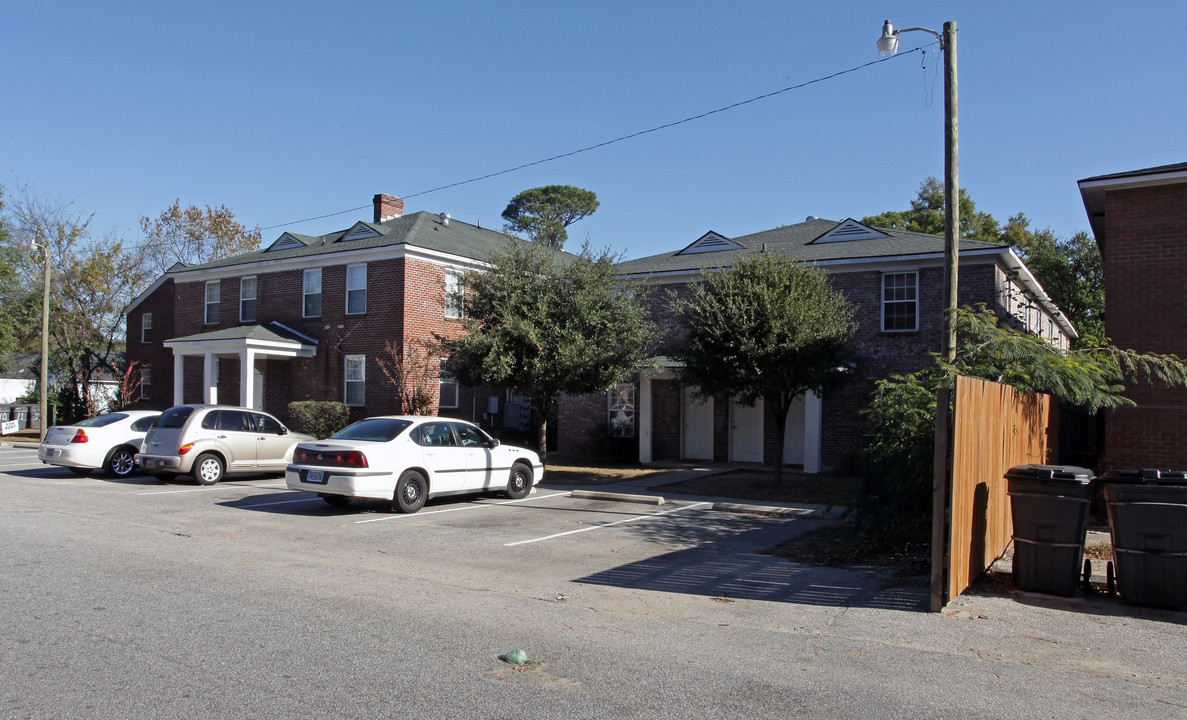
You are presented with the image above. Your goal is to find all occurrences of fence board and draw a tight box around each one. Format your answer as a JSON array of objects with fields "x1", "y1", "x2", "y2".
[{"x1": 943, "y1": 376, "x2": 1052, "y2": 603}]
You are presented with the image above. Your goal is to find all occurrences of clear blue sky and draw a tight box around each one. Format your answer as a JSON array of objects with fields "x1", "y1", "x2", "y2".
[{"x1": 4, "y1": 1, "x2": 1185, "y2": 261}]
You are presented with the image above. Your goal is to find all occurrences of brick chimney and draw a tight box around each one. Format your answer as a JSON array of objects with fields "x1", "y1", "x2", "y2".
[{"x1": 373, "y1": 194, "x2": 404, "y2": 223}]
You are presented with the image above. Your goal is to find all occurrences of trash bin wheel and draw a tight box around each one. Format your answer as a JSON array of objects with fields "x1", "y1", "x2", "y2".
[
  {"x1": 1082, "y1": 559, "x2": 1094, "y2": 593},
  {"x1": 1106, "y1": 561, "x2": 1116, "y2": 595}
]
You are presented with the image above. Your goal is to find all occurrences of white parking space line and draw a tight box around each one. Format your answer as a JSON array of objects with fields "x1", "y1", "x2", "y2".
[
  {"x1": 238, "y1": 497, "x2": 322, "y2": 508},
  {"x1": 353, "y1": 491, "x2": 572, "y2": 524},
  {"x1": 505, "y1": 501, "x2": 711, "y2": 546},
  {"x1": 137, "y1": 486, "x2": 247, "y2": 496}
]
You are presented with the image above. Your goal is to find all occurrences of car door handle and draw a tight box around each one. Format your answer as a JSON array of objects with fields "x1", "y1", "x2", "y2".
[{"x1": 217, "y1": 434, "x2": 227, "y2": 439}]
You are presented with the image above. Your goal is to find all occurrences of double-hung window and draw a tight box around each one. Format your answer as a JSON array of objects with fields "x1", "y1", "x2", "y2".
[
  {"x1": 204, "y1": 281, "x2": 221, "y2": 325},
  {"x1": 344, "y1": 355, "x2": 365, "y2": 407},
  {"x1": 303, "y1": 269, "x2": 322, "y2": 318},
  {"x1": 439, "y1": 358, "x2": 458, "y2": 408},
  {"x1": 608, "y1": 384, "x2": 636, "y2": 438},
  {"x1": 141, "y1": 313, "x2": 152, "y2": 344},
  {"x1": 882, "y1": 272, "x2": 918, "y2": 332},
  {"x1": 346, "y1": 264, "x2": 367, "y2": 315},
  {"x1": 444, "y1": 269, "x2": 464, "y2": 319},
  {"x1": 140, "y1": 368, "x2": 152, "y2": 401},
  {"x1": 240, "y1": 277, "x2": 257, "y2": 323}
]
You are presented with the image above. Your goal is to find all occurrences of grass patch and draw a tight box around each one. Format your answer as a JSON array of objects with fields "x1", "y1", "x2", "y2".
[
  {"x1": 542, "y1": 455, "x2": 670, "y2": 486},
  {"x1": 652, "y1": 469, "x2": 861, "y2": 507}
]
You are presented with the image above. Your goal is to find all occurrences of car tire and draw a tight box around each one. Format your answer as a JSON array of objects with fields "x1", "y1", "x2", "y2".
[
  {"x1": 320, "y1": 493, "x2": 351, "y2": 507},
  {"x1": 67, "y1": 467, "x2": 93, "y2": 476},
  {"x1": 505, "y1": 462, "x2": 533, "y2": 499},
  {"x1": 105, "y1": 446, "x2": 137, "y2": 478},
  {"x1": 193, "y1": 453, "x2": 225, "y2": 486},
  {"x1": 393, "y1": 470, "x2": 428, "y2": 514}
]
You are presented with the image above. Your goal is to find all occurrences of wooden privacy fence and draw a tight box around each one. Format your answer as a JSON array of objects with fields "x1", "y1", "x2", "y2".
[{"x1": 931, "y1": 375, "x2": 1053, "y2": 610}]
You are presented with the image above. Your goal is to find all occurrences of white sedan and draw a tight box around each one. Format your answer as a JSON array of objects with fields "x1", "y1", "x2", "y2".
[
  {"x1": 38, "y1": 410, "x2": 161, "y2": 478},
  {"x1": 285, "y1": 416, "x2": 544, "y2": 512}
]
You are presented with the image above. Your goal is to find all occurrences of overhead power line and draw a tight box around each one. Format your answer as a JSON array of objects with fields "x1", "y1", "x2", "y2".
[{"x1": 260, "y1": 45, "x2": 933, "y2": 232}]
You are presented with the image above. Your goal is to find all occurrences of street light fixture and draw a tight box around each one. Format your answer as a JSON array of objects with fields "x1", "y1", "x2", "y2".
[
  {"x1": 876, "y1": 19, "x2": 959, "y2": 363},
  {"x1": 30, "y1": 236, "x2": 51, "y2": 441},
  {"x1": 877, "y1": 19, "x2": 959, "y2": 613}
]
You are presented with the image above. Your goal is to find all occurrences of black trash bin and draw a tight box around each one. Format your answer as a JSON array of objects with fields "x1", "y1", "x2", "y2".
[
  {"x1": 1006, "y1": 464, "x2": 1096, "y2": 596},
  {"x1": 1101, "y1": 469, "x2": 1187, "y2": 610}
]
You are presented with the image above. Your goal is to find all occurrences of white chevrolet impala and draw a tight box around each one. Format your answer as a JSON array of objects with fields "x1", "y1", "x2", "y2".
[{"x1": 285, "y1": 416, "x2": 544, "y2": 513}]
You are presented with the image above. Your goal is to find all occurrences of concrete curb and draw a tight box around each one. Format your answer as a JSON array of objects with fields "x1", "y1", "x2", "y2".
[{"x1": 569, "y1": 490, "x2": 666, "y2": 506}]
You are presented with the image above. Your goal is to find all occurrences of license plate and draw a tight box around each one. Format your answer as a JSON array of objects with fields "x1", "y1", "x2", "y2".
[
  {"x1": 46, "y1": 449, "x2": 60, "y2": 458},
  {"x1": 142, "y1": 459, "x2": 156, "y2": 469},
  {"x1": 306, "y1": 469, "x2": 325, "y2": 484}
]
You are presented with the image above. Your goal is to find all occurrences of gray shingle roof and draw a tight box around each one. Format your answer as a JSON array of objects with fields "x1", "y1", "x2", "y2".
[
  {"x1": 170, "y1": 212, "x2": 571, "y2": 274},
  {"x1": 614, "y1": 218, "x2": 1007, "y2": 276},
  {"x1": 167, "y1": 321, "x2": 317, "y2": 346}
]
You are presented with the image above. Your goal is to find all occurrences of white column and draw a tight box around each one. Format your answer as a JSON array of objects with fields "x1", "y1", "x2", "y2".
[
  {"x1": 638, "y1": 374, "x2": 653, "y2": 464},
  {"x1": 203, "y1": 353, "x2": 218, "y2": 405},
  {"x1": 240, "y1": 349, "x2": 255, "y2": 410},
  {"x1": 803, "y1": 390, "x2": 823, "y2": 474},
  {"x1": 173, "y1": 354, "x2": 184, "y2": 405}
]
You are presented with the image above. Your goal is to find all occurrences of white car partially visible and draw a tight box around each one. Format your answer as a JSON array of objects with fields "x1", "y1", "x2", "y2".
[
  {"x1": 285, "y1": 416, "x2": 544, "y2": 513},
  {"x1": 38, "y1": 410, "x2": 161, "y2": 478}
]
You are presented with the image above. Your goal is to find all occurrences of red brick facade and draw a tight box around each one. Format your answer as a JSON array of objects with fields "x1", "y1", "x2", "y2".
[{"x1": 1086, "y1": 175, "x2": 1187, "y2": 469}]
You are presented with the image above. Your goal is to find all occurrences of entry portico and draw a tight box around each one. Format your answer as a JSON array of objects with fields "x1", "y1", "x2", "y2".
[{"x1": 163, "y1": 322, "x2": 317, "y2": 409}]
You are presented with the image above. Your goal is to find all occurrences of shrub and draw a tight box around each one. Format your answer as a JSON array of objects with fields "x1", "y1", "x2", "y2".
[{"x1": 287, "y1": 401, "x2": 352, "y2": 439}]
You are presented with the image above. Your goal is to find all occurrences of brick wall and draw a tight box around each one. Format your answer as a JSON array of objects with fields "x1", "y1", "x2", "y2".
[
  {"x1": 124, "y1": 279, "x2": 176, "y2": 409},
  {"x1": 1101, "y1": 182, "x2": 1187, "y2": 469}
]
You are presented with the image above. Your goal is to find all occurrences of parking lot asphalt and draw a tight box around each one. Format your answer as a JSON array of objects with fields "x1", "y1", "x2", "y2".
[{"x1": 3, "y1": 443, "x2": 1186, "y2": 719}]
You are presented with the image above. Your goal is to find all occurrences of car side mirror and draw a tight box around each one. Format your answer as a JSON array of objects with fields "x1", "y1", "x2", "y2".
[
  {"x1": 488, "y1": 438, "x2": 500, "y2": 448},
  {"x1": 279, "y1": 426, "x2": 288, "y2": 435}
]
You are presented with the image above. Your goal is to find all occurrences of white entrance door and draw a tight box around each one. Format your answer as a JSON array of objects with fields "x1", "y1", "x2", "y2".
[
  {"x1": 729, "y1": 396, "x2": 764, "y2": 463},
  {"x1": 782, "y1": 393, "x2": 806, "y2": 465},
  {"x1": 681, "y1": 387, "x2": 714, "y2": 460}
]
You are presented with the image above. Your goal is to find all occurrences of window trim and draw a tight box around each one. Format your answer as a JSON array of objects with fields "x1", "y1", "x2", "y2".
[
  {"x1": 240, "y1": 276, "x2": 258, "y2": 323},
  {"x1": 139, "y1": 368, "x2": 151, "y2": 401},
  {"x1": 204, "y1": 280, "x2": 221, "y2": 325},
  {"x1": 303, "y1": 268, "x2": 322, "y2": 318},
  {"x1": 141, "y1": 312, "x2": 152, "y2": 344},
  {"x1": 439, "y1": 358, "x2": 458, "y2": 409},
  {"x1": 881, "y1": 271, "x2": 919, "y2": 333},
  {"x1": 345, "y1": 263, "x2": 367, "y2": 315},
  {"x1": 444, "y1": 268, "x2": 465, "y2": 319},
  {"x1": 344, "y1": 354, "x2": 365, "y2": 407},
  {"x1": 608, "y1": 383, "x2": 636, "y2": 438}
]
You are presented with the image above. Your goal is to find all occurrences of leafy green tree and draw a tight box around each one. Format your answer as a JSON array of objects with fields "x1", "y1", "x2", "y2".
[
  {"x1": 672, "y1": 254, "x2": 857, "y2": 485},
  {"x1": 864, "y1": 305, "x2": 1187, "y2": 509},
  {"x1": 139, "y1": 199, "x2": 262, "y2": 275},
  {"x1": 444, "y1": 239, "x2": 657, "y2": 458},
  {"x1": 862, "y1": 177, "x2": 1001, "y2": 243},
  {"x1": 0, "y1": 187, "x2": 25, "y2": 371},
  {"x1": 501, "y1": 185, "x2": 599, "y2": 250},
  {"x1": 4, "y1": 187, "x2": 153, "y2": 419}
]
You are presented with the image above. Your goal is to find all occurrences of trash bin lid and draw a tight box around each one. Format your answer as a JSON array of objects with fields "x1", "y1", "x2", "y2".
[
  {"x1": 1101, "y1": 468, "x2": 1187, "y2": 485},
  {"x1": 1004, "y1": 464, "x2": 1095, "y2": 483}
]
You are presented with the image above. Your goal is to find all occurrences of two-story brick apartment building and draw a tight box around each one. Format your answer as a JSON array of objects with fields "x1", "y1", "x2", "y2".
[
  {"x1": 1079, "y1": 162, "x2": 1187, "y2": 469},
  {"x1": 558, "y1": 217, "x2": 1076, "y2": 472},
  {"x1": 124, "y1": 194, "x2": 553, "y2": 434}
]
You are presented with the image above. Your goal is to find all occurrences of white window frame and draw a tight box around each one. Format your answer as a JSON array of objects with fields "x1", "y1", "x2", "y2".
[
  {"x1": 140, "y1": 368, "x2": 151, "y2": 401},
  {"x1": 344, "y1": 355, "x2": 365, "y2": 407},
  {"x1": 303, "y1": 268, "x2": 322, "y2": 318},
  {"x1": 204, "y1": 280, "x2": 221, "y2": 325},
  {"x1": 141, "y1": 312, "x2": 152, "y2": 344},
  {"x1": 444, "y1": 268, "x2": 465, "y2": 319},
  {"x1": 881, "y1": 272, "x2": 918, "y2": 332},
  {"x1": 240, "y1": 276, "x2": 257, "y2": 323},
  {"x1": 608, "y1": 384, "x2": 636, "y2": 438},
  {"x1": 346, "y1": 263, "x2": 367, "y2": 315},
  {"x1": 439, "y1": 358, "x2": 458, "y2": 408}
]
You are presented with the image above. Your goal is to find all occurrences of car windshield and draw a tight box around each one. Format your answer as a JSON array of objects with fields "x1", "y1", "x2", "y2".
[
  {"x1": 75, "y1": 413, "x2": 129, "y2": 428},
  {"x1": 330, "y1": 418, "x2": 413, "y2": 443},
  {"x1": 157, "y1": 406, "x2": 195, "y2": 429}
]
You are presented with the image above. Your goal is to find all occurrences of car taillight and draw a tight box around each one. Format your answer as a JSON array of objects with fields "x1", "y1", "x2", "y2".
[
  {"x1": 70, "y1": 430, "x2": 88, "y2": 444},
  {"x1": 178, "y1": 443, "x2": 194, "y2": 455},
  {"x1": 338, "y1": 451, "x2": 368, "y2": 468}
]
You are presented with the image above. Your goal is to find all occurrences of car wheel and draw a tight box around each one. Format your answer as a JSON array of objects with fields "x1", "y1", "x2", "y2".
[
  {"x1": 505, "y1": 462, "x2": 533, "y2": 499},
  {"x1": 193, "y1": 453, "x2": 224, "y2": 486},
  {"x1": 67, "y1": 467, "x2": 93, "y2": 476},
  {"x1": 320, "y1": 493, "x2": 351, "y2": 507},
  {"x1": 105, "y1": 447, "x2": 137, "y2": 478},
  {"x1": 393, "y1": 470, "x2": 427, "y2": 514}
]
